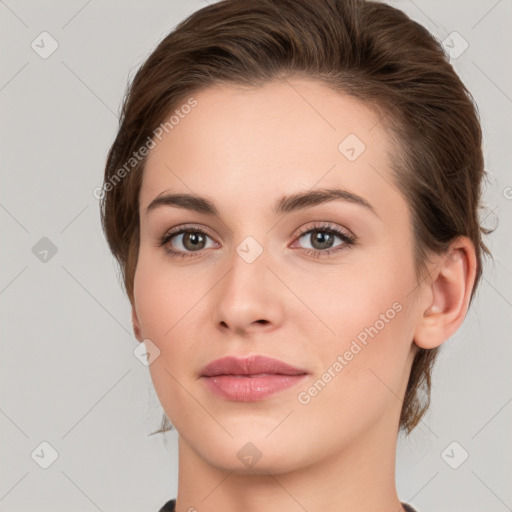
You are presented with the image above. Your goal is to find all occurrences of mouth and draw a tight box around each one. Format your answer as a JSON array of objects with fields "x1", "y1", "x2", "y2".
[{"x1": 200, "y1": 355, "x2": 308, "y2": 402}]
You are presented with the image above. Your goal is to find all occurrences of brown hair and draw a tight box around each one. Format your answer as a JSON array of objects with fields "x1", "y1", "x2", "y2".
[{"x1": 101, "y1": 0, "x2": 490, "y2": 434}]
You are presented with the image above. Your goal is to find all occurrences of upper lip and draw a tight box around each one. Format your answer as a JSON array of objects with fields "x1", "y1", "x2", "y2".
[{"x1": 200, "y1": 355, "x2": 308, "y2": 377}]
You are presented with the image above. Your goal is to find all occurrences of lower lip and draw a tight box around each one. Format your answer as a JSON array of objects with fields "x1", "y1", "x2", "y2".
[{"x1": 201, "y1": 374, "x2": 307, "y2": 401}]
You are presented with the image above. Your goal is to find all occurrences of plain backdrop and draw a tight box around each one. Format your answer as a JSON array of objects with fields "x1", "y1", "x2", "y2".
[{"x1": 1, "y1": 1, "x2": 511, "y2": 511}]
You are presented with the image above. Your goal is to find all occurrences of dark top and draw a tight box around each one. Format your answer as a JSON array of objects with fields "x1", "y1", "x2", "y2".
[{"x1": 158, "y1": 498, "x2": 419, "y2": 511}]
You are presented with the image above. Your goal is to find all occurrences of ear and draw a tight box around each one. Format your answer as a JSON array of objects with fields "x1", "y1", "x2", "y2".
[
  {"x1": 132, "y1": 305, "x2": 143, "y2": 342},
  {"x1": 414, "y1": 236, "x2": 478, "y2": 350}
]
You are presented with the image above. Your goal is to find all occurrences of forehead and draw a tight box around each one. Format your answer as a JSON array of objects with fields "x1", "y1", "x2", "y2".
[{"x1": 140, "y1": 78, "x2": 404, "y2": 219}]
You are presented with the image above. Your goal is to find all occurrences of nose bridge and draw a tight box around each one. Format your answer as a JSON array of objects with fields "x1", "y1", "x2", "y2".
[
  {"x1": 223, "y1": 233, "x2": 270, "y2": 298},
  {"x1": 213, "y1": 231, "x2": 283, "y2": 331}
]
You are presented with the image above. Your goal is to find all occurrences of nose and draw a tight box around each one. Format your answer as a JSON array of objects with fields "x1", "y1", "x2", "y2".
[{"x1": 213, "y1": 239, "x2": 285, "y2": 336}]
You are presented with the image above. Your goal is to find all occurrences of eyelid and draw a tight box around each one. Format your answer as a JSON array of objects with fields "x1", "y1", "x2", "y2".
[
  {"x1": 160, "y1": 223, "x2": 217, "y2": 243},
  {"x1": 294, "y1": 221, "x2": 354, "y2": 241}
]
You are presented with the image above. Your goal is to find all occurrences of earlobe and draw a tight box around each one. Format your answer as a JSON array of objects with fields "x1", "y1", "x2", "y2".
[
  {"x1": 132, "y1": 306, "x2": 143, "y2": 342},
  {"x1": 414, "y1": 237, "x2": 477, "y2": 350}
]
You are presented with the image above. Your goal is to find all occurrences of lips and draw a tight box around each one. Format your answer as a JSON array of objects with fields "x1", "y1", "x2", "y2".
[
  {"x1": 200, "y1": 355, "x2": 308, "y2": 402},
  {"x1": 201, "y1": 355, "x2": 307, "y2": 377}
]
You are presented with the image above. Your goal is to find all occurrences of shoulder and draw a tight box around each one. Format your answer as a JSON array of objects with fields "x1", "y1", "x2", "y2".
[
  {"x1": 160, "y1": 499, "x2": 418, "y2": 512},
  {"x1": 158, "y1": 499, "x2": 176, "y2": 512}
]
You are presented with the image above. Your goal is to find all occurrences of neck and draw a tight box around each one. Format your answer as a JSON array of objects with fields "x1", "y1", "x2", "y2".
[{"x1": 174, "y1": 417, "x2": 404, "y2": 512}]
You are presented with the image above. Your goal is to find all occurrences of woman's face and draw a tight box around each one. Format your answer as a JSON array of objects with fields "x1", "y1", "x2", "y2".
[{"x1": 133, "y1": 78, "x2": 425, "y2": 473}]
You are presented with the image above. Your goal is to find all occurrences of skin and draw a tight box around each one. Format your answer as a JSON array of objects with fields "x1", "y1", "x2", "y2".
[{"x1": 131, "y1": 78, "x2": 476, "y2": 512}]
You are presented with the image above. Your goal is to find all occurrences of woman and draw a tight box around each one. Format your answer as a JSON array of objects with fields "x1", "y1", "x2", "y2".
[{"x1": 101, "y1": 0, "x2": 489, "y2": 510}]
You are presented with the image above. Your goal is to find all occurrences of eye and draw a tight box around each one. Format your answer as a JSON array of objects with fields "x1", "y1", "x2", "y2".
[
  {"x1": 159, "y1": 222, "x2": 356, "y2": 259},
  {"x1": 159, "y1": 225, "x2": 218, "y2": 258},
  {"x1": 291, "y1": 222, "x2": 356, "y2": 258}
]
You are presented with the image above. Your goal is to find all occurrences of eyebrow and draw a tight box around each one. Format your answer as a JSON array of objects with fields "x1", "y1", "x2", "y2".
[{"x1": 146, "y1": 187, "x2": 377, "y2": 217}]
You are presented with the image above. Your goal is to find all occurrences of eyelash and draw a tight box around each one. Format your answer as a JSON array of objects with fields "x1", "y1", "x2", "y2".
[{"x1": 158, "y1": 222, "x2": 356, "y2": 259}]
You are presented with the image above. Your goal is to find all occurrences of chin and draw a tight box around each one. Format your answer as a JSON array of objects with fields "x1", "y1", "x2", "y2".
[
  {"x1": 206, "y1": 446, "x2": 308, "y2": 475},
  {"x1": 185, "y1": 430, "x2": 318, "y2": 476}
]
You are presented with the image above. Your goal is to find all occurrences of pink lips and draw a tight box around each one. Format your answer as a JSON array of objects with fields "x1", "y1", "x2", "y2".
[{"x1": 200, "y1": 355, "x2": 308, "y2": 402}]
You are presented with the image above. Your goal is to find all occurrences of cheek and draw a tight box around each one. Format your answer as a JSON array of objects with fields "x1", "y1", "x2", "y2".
[
  {"x1": 133, "y1": 255, "x2": 202, "y2": 428},
  {"x1": 288, "y1": 248, "x2": 415, "y2": 352},
  {"x1": 294, "y1": 305, "x2": 414, "y2": 441},
  {"x1": 291, "y1": 254, "x2": 416, "y2": 418},
  {"x1": 132, "y1": 249, "x2": 213, "y2": 379},
  {"x1": 133, "y1": 248, "x2": 205, "y2": 340}
]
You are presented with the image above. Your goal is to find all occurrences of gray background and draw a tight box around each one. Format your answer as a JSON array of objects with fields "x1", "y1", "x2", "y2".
[{"x1": 1, "y1": 1, "x2": 510, "y2": 511}]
